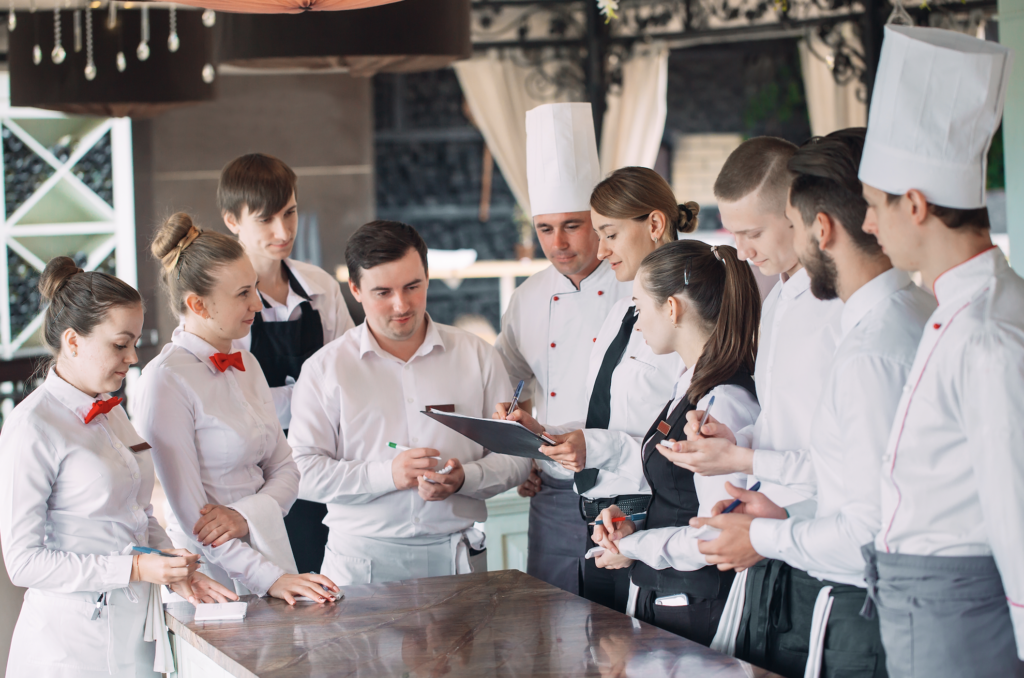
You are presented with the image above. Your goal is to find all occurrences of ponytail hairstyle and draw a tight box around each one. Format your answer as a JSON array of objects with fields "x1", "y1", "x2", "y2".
[
  {"x1": 39, "y1": 256, "x2": 142, "y2": 371},
  {"x1": 151, "y1": 212, "x2": 245, "y2": 315},
  {"x1": 590, "y1": 167, "x2": 699, "y2": 243},
  {"x1": 637, "y1": 240, "x2": 761, "y2": 403}
]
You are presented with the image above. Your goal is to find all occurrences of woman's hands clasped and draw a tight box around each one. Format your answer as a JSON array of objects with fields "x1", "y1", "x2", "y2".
[
  {"x1": 193, "y1": 504, "x2": 249, "y2": 547},
  {"x1": 268, "y1": 572, "x2": 341, "y2": 606},
  {"x1": 591, "y1": 505, "x2": 636, "y2": 570}
]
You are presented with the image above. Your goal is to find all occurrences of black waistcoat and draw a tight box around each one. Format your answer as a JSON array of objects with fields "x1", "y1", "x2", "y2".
[{"x1": 629, "y1": 367, "x2": 757, "y2": 600}]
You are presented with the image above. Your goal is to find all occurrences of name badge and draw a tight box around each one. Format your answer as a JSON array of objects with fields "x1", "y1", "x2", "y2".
[
  {"x1": 129, "y1": 442, "x2": 152, "y2": 453},
  {"x1": 656, "y1": 421, "x2": 671, "y2": 436},
  {"x1": 426, "y1": 404, "x2": 455, "y2": 413}
]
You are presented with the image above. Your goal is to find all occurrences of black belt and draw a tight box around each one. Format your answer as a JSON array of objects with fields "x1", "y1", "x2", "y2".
[{"x1": 579, "y1": 494, "x2": 651, "y2": 521}]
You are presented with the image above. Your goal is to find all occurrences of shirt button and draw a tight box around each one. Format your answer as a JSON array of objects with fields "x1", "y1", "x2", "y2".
[
  {"x1": 411, "y1": 438, "x2": 418, "y2": 445},
  {"x1": 598, "y1": 291, "x2": 604, "y2": 296},
  {"x1": 131, "y1": 504, "x2": 139, "y2": 511},
  {"x1": 407, "y1": 398, "x2": 414, "y2": 404},
  {"x1": 550, "y1": 392, "x2": 556, "y2": 397},
  {"x1": 550, "y1": 342, "x2": 556, "y2": 348},
  {"x1": 133, "y1": 472, "x2": 139, "y2": 480},
  {"x1": 413, "y1": 517, "x2": 420, "y2": 524},
  {"x1": 553, "y1": 296, "x2": 560, "y2": 301},
  {"x1": 405, "y1": 365, "x2": 411, "y2": 370},
  {"x1": 592, "y1": 338, "x2": 597, "y2": 342},
  {"x1": 933, "y1": 323, "x2": 942, "y2": 330}
]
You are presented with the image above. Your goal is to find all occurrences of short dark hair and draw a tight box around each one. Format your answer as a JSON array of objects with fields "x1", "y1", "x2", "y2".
[
  {"x1": 345, "y1": 220, "x2": 429, "y2": 288},
  {"x1": 713, "y1": 137, "x2": 797, "y2": 215},
  {"x1": 218, "y1": 153, "x2": 297, "y2": 220},
  {"x1": 788, "y1": 128, "x2": 879, "y2": 255},
  {"x1": 885, "y1": 192, "x2": 991, "y2": 230}
]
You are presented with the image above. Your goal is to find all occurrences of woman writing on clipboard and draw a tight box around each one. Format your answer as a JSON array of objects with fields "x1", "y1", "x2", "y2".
[
  {"x1": 0, "y1": 258, "x2": 234, "y2": 677},
  {"x1": 134, "y1": 213, "x2": 338, "y2": 605}
]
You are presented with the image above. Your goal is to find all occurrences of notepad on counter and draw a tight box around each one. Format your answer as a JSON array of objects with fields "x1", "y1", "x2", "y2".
[{"x1": 194, "y1": 602, "x2": 248, "y2": 622}]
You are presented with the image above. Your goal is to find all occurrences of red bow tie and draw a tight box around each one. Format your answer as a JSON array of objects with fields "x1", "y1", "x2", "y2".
[
  {"x1": 211, "y1": 352, "x2": 246, "y2": 373},
  {"x1": 84, "y1": 397, "x2": 123, "y2": 424}
]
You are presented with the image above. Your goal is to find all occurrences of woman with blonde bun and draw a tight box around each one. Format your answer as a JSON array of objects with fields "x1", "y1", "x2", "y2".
[
  {"x1": 0, "y1": 256, "x2": 234, "y2": 677},
  {"x1": 134, "y1": 213, "x2": 338, "y2": 605}
]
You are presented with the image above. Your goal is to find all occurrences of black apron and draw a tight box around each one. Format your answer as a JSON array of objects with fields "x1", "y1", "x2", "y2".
[
  {"x1": 248, "y1": 263, "x2": 330, "y2": 574},
  {"x1": 631, "y1": 368, "x2": 757, "y2": 602}
]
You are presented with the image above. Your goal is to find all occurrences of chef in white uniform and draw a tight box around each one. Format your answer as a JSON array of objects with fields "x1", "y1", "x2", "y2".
[
  {"x1": 508, "y1": 166, "x2": 692, "y2": 613},
  {"x1": 135, "y1": 213, "x2": 339, "y2": 606},
  {"x1": 0, "y1": 257, "x2": 234, "y2": 678},
  {"x1": 855, "y1": 26, "x2": 1022, "y2": 678},
  {"x1": 288, "y1": 220, "x2": 531, "y2": 585},
  {"x1": 493, "y1": 102, "x2": 628, "y2": 595}
]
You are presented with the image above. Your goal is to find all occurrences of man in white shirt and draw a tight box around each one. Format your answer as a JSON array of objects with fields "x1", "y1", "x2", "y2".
[
  {"x1": 855, "y1": 26, "x2": 1022, "y2": 677},
  {"x1": 494, "y1": 102, "x2": 628, "y2": 595},
  {"x1": 287, "y1": 220, "x2": 532, "y2": 585},
  {"x1": 688, "y1": 128, "x2": 935, "y2": 678}
]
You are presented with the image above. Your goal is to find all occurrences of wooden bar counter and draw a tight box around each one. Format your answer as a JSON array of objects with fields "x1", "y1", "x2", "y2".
[{"x1": 165, "y1": 570, "x2": 781, "y2": 677}]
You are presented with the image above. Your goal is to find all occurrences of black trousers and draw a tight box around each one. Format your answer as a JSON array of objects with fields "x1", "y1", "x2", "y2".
[
  {"x1": 736, "y1": 560, "x2": 888, "y2": 678},
  {"x1": 580, "y1": 527, "x2": 631, "y2": 614},
  {"x1": 635, "y1": 587, "x2": 725, "y2": 647},
  {"x1": 283, "y1": 498, "x2": 330, "y2": 574}
]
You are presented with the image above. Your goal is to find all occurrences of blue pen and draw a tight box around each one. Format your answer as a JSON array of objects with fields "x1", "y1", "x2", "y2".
[
  {"x1": 591, "y1": 512, "x2": 647, "y2": 526},
  {"x1": 506, "y1": 380, "x2": 525, "y2": 419},
  {"x1": 722, "y1": 481, "x2": 761, "y2": 515},
  {"x1": 132, "y1": 546, "x2": 176, "y2": 558}
]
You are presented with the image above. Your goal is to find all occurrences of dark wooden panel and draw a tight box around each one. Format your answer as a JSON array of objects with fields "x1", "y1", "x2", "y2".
[{"x1": 166, "y1": 569, "x2": 782, "y2": 677}]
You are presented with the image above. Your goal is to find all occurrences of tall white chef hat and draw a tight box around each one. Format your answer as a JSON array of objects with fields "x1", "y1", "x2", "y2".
[
  {"x1": 526, "y1": 103, "x2": 602, "y2": 217},
  {"x1": 859, "y1": 25, "x2": 1013, "y2": 209}
]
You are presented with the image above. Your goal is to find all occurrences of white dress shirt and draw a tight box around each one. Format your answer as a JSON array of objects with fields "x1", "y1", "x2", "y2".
[
  {"x1": 742, "y1": 268, "x2": 843, "y2": 506},
  {"x1": 0, "y1": 370, "x2": 172, "y2": 675},
  {"x1": 749, "y1": 269, "x2": 934, "y2": 586},
  {"x1": 614, "y1": 366, "x2": 760, "y2": 571},
  {"x1": 494, "y1": 260, "x2": 629, "y2": 479},
  {"x1": 234, "y1": 258, "x2": 354, "y2": 428},
  {"x1": 876, "y1": 247, "x2": 1024, "y2": 651},
  {"x1": 288, "y1": 318, "x2": 531, "y2": 543},
  {"x1": 546, "y1": 296, "x2": 684, "y2": 498},
  {"x1": 134, "y1": 331, "x2": 299, "y2": 596}
]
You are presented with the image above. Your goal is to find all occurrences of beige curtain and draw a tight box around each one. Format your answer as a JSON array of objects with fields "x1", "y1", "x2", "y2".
[
  {"x1": 798, "y1": 26, "x2": 868, "y2": 137},
  {"x1": 454, "y1": 50, "x2": 576, "y2": 216},
  {"x1": 600, "y1": 42, "x2": 670, "y2": 175}
]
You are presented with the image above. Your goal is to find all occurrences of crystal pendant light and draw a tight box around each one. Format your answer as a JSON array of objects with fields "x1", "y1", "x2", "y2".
[
  {"x1": 167, "y1": 6, "x2": 179, "y2": 52},
  {"x1": 51, "y1": 7, "x2": 66, "y2": 64},
  {"x1": 8, "y1": 0, "x2": 15, "y2": 32},
  {"x1": 84, "y1": 6, "x2": 96, "y2": 80},
  {"x1": 202, "y1": 63, "x2": 215, "y2": 83},
  {"x1": 136, "y1": 4, "x2": 150, "y2": 60},
  {"x1": 201, "y1": 9, "x2": 215, "y2": 27},
  {"x1": 73, "y1": 9, "x2": 82, "y2": 52}
]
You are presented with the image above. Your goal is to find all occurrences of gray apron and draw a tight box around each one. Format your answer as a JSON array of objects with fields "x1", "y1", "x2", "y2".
[
  {"x1": 527, "y1": 472, "x2": 588, "y2": 595},
  {"x1": 862, "y1": 544, "x2": 1024, "y2": 678}
]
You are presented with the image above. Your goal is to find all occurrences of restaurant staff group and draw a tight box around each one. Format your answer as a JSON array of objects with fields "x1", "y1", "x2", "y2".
[{"x1": 0, "y1": 24, "x2": 1019, "y2": 678}]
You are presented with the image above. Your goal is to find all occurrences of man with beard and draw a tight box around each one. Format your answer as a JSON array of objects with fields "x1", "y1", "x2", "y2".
[
  {"x1": 683, "y1": 128, "x2": 935, "y2": 677},
  {"x1": 494, "y1": 102, "x2": 628, "y2": 595},
  {"x1": 287, "y1": 221, "x2": 531, "y2": 585}
]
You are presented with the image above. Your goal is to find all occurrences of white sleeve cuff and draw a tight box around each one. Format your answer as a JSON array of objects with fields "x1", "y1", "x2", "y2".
[
  {"x1": 367, "y1": 459, "x2": 397, "y2": 495},
  {"x1": 751, "y1": 449, "x2": 787, "y2": 486},
  {"x1": 749, "y1": 517, "x2": 788, "y2": 561},
  {"x1": 459, "y1": 460, "x2": 485, "y2": 496}
]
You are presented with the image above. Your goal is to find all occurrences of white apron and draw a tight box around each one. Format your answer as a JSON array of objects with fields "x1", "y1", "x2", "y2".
[{"x1": 322, "y1": 530, "x2": 486, "y2": 585}]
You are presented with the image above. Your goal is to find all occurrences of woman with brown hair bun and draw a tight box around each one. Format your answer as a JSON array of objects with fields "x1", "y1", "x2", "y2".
[
  {"x1": 0, "y1": 257, "x2": 233, "y2": 677},
  {"x1": 133, "y1": 213, "x2": 339, "y2": 605},
  {"x1": 500, "y1": 166, "x2": 697, "y2": 613},
  {"x1": 589, "y1": 240, "x2": 762, "y2": 646}
]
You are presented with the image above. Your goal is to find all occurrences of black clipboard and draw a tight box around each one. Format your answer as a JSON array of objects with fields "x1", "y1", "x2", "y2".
[{"x1": 422, "y1": 409, "x2": 557, "y2": 460}]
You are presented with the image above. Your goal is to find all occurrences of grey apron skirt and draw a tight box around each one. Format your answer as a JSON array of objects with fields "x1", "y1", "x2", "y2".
[
  {"x1": 735, "y1": 559, "x2": 886, "y2": 678},
  {"x1": 862, "y1": 544, "x2": 1024, "y2": 678},
  {"x1": 526, "y1": 471, "x2": 588, "y2": 595}
]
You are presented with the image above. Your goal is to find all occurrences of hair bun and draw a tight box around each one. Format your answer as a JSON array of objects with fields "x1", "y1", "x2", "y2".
[
  {"x1": 38, "y1": 256, "x2": 84, "y2": 302},
  {"x1": 678, "y1": 201, "x2": 700, "y2": 234}
]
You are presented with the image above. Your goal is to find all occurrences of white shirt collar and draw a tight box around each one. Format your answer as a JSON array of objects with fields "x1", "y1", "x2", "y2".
[
  {"x1": 671, "y1": 364, "x2": 694, "y2": 402},
  {"x1": 172, "y1": 330, "x2": 231, "y2": 374},
  {"x1": 932, "y1": 246, "x2": 1006, "y2": 306},
  {"x1": 841, "y1": 267, "x2": 912, "y2": 339},
  {"x1": 44, "y1": 368, "x2": 110, "y2": 423},
  {"x1": 780, "y1": 267, "x2": 812, "y2": 301},
  {"x1": 358, "y1": 314, "x2": 446, "y2": 363}
]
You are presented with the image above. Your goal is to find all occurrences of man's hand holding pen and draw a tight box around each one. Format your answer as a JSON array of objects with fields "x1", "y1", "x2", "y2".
[{"x1": 591, "y1": 505, "x2": 636, "y2": 570}]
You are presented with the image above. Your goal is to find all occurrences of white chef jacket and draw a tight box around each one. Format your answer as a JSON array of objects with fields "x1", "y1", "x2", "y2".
[
  {"x1": 494, "y1": 260, "x2": 628, "y2": 479},
  {"x1": 749, "y1": 269, "x2": 934, "y2": 586},
  {"x1": 609, "y1": 365, "x2": 760, "y2": 571},
  {"x1": 134, "y1": 331, "x2": 299, "y2": 597},
  {"x1": 237, "y1": 258, "x2": 354, "y2": 428},
  {"x1": 288, "y1": 317, "x2": 532, "y2": 542},
  {"x1": 742, "y1": 268, "x2": 843, "y2": 506},
  {"x1": 0, "y1": 369, "x2": 172, "y2": 676},
  {"x1": 546, "y1": 296, "x2": 684, "y2": 499},
  {"x1": 876, "y1": 247, "x2": 1024, "y2": 652}
]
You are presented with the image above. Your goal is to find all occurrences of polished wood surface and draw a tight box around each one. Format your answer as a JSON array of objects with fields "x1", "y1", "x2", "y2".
[{"x1": 165, "y1": 570, "x2": 781, "y2": 677}]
